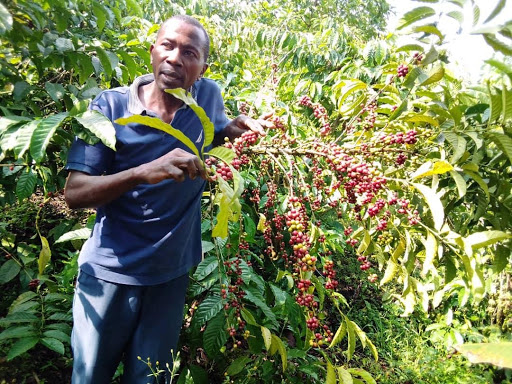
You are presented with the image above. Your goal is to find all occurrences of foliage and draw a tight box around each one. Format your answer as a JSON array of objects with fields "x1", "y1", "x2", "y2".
[{"x1": 0, "y1": 0, "x2": 511, "y2": 383}]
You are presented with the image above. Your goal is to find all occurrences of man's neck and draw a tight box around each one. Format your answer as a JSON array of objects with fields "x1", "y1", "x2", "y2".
[{"x1": 138, "y1": 82, "x2": 183, "y2": 124}]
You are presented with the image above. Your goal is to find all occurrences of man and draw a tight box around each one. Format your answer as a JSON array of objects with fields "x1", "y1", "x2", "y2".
[{"x1": 64, "y1": 15, "x2": 268, "y2": 384}]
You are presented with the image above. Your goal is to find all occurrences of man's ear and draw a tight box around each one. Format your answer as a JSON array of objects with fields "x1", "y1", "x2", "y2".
[
  {"x1": 149, "y1": 44, "x2": 155, "y2": 65},
  {"x1": 200, "y1": 63, "x2": 209, "y2": 77}
]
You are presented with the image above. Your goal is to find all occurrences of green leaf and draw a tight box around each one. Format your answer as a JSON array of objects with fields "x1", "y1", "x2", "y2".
[
  {"x1": 421, "y1": 45, "x2": 440, "y2": 66},
  {"x1": 203, "y1": 311, "x2": 227, "y2": 358},
  {"x1": 464, "y1": 231, "x2": 512, "y2": 250},
  {"x1": 456, "y1": 342, "x2": 512, "y2": 369},
  {"x1": 126, "y1": 0, "x2": 143, "y2": 17},
  {"x1": 420, "y1": 66, "x2": 444, "y2": 86},
  {"x1": 75, "y1": 110, "x2": 117, "y2": 151},
  {"x1": 45, "y1": 83, "x2": 66, "y2": 104},
  {"x1": 193, "y1": 256, "x2": 218, "y2": 281},
  {"x1": 206, "y1": 146, "x2": 236, "y2": 165},
  {"x1": 337, "y1": 367, "x2": 354, "y2": 384},
  {"x1": 193, "y1": 295, "x2": 224, "y2": 327},
  {"x1": 0, "y1": 312, "x2": 39, "y2": 327},
  {"x1": 493, "y1": 245, "x2": 510, "y2": 273},
  {"x1": 226, "y1": 356, "x2": 251, "y2": 376},
  {"x1": 40, "y1": 337, "x2": 65, "y2": 355},
  {"x1": 389, "y1": 99, "x2": 408, "y2": 121},
  {"x1": 483, "y1": 34, "x2": 512, "y2": 56},
  {"x1": 326, "y1": 360, "x2": 337, "y2": 384},
  {"x1": 244, "y1": 285, "x2": 278, "y2": 329},
  {"x1": 119, "y1": 51, "x2": 138, "y2": 81},
  {"x1": 92, "y1": 2, "x2": 106, "y2": 32},
  {"x1": 201, "y1": 240, "x2": 215, "y2": 253},
  {"x1": 0, "y1": 326, "x2": 37, "y2": 342},
  {"x1": 9, "y1": 292, "x2": 37, "y2": 310},
  {"x1": 413, "y1": 25, "x2": 444, "y2": 42},
  {"x1": 449, "y1": 170, "x2": 467, "y2": 198},
  {"x1": 483, "y1": 0, "x2": 506, "y2": 23},
  {"x1": 446, "y1": 11, "x2": 464, "y2": 24},
  {"x1": 55, "y1": 228, "x2": 92, "y2": 243},
  {"x1": 502, "y1": 88, "x2": 512, "y2": 122},
  {"x1": 464, "y1": 169, "x2": 489, "y2": 199},
  {"x1": 116, "y1": 115, "x2": 199, "y2": 158},
  {"x1": 261, "y1": 326, "x2": 272, "y2": 350},
  {"x1": 444, "y1": 132, "x2": 467, "y2": 163},
  {"x1": 329, "y1": 319, "x2": 348, "y2": 349},
  {"x1": 30, "y1": 113, "x2": 68, "y2": 163},
  {"x1": 413, "y1": 183, "x2": 444, "y2": 230},
  {"x1": 7, "y1": 337, "x2": 39, "y2": 361},
  {"x1": 346, "y1": 317, "x2": 356, "y2": 361},
  {"x1": 16, "y1": 168, "x2": 37, "y2": 200},
  {"x1": 271, "y1": 334, "x2": 288, "y2": 371},
  {"x1": 366, "y1": 337, "x2": 379, "y2": 361},
  {"x1": 380, "y1": 240, "x2": 405, "y2": 286},
  {"x1": 95, "y1": 46, "x2": 113, "y2": 78},
  {"x1": 0, "y1": 259, "x2": 21, "y2": 284},
  {"x1": 0, "y1": 2, "x2": 13, "y2": 34},
  {"x1": 422, "y1": 231, "x2": 438, "y2": 276},
  {"x1": 335, "y1": 80, "x2": 367, "y2": 109},
  {"x1": 55, "y1": 38, "x2": 74, "y2": 52},
  {"x1": 165, "y1": 88, "x2": 215, "y2": 151},
  {"x1": 348, "y1": 368, "x2": 377, "y2": 384},
  {"x1": 405, "y1": 114, "x2": 439, "y2": 127},
  {"x1": 42, "y1": 330, "x2": 70, "y2": 344},
  {"x1": 484, "y1": 59, "x2": 512, "y2": 74},
  {"x1": 397, "y1": 7, "x2": 436, "y2": 30},
  {"x1": 212, "y1": 173, "x2": 242, "y2": 238},
  {"x1": 473, "y1": 4, "x2": 480, "y2": 26},
  {"x1": 487, "y1": 132, "x2": 512, "y2": 163},
  {"x1": 241, "y1": 307, "x2": 258, "y2": 326},
  {"x1": 38, "y1": 236, "x2": 51, "y2": 275}
]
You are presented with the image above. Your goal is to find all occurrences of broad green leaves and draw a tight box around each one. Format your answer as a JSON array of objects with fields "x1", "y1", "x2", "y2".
[
  {"x1": 456, "y1": 343, "x2": 512, "y2": 369},
  {"x1": 116, "y1": 115, "x2": 200, "y2": 157},
  {"x1": 0, "y1": 3, "x2": 13, "y2": 34},
  {"x1": 397, "y1": 7, "x2": 436, "y2": 30}
]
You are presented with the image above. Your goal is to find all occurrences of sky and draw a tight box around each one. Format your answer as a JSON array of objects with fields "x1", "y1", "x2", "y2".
[{"x1": 385, "y1": 0, "x2": 512, "y2": 83}]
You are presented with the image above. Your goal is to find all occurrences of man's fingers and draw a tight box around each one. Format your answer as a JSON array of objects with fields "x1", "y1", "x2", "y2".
[
  {"x1": 257, "y1": 118, "x2": 275, "y2": 129},
  {"x1": 244, "y1": 117, "x2": 267, "y2": 136}
]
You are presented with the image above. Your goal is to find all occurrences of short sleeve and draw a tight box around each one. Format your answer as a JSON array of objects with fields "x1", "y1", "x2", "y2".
[{"x1": 65, "y1": 93, "x2": 115, "y2": 175}]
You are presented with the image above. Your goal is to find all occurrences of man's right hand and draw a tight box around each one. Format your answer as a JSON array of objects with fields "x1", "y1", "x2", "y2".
[
  {"x1": 135, "y1": 148, "x2": 207, "y2": 184},
  {"x1": 65, "y1": 148, "x2": 205, "y2": 209}
]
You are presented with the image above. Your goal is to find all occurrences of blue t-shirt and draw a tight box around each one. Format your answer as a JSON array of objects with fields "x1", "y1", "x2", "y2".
[{"x1": 66, "y1": 75, "x2": 229, "y2": 285}]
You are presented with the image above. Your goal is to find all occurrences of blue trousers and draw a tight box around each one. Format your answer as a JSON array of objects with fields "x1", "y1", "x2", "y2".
[{"x1": 71, "y1": 271, "x2": 189, "y2": 384}]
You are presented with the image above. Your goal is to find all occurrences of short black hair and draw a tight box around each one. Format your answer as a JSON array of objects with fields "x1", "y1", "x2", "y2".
[{"x1": 158, "y1": 15, "x2": 210, "y2": 62}]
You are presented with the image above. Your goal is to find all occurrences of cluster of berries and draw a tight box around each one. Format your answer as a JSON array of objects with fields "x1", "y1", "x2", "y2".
[
  {"x1": 357, "y1": 102, "x2": 378, "y2": 130},
  {"x1": 413, "y1": 52, "x2": 423, "y2": 64},
  {"x1": 397, "y1": 64, "x2": 409, "y2": 78},
  {"x1": 357, "y1": 255, "x2": 372, "y2": 271},
  {"x1": 298, "y1": 95, "x2": 332, "y2": 135}
]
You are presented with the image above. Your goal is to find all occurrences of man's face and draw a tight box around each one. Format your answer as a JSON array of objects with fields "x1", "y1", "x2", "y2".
[{"x1": 150, "y1": 20, "x2": 208, "y2": 92}]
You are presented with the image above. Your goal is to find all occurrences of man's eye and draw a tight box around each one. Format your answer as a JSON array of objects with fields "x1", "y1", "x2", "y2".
[{"x1": 184, "y1": 50, "x2": 196, "y2": 57}]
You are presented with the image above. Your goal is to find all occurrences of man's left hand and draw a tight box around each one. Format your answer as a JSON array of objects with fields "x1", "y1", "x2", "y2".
[{"x1": 216, "y1": 114, "x2": 274, "y2": 145}]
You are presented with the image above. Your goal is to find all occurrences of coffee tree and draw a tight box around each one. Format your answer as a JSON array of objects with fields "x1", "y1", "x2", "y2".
[{"x1": 0, "y1": 0, "x2": 511, "y2": 382}]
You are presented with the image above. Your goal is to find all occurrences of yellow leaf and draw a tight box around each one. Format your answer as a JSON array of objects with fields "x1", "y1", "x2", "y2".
[
  {"x1": 38, "y1": 236, "x2": 51, "y2": 275},
  {"x1": 257, "y1": 213, "x2": 268, "y2": 231},
  {"x1": 413, "y1": 160, "x2": 453, "y2": 179}
]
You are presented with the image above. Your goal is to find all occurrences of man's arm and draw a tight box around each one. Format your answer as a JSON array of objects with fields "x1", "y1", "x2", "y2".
[{"x1": 64, "y1": 148, "x2": 206, "y2": 209}]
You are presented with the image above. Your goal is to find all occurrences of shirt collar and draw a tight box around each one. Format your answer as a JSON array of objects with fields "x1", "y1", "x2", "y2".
[{"x1": 128, "y1": 74, "x2": 198, "y2": 116}]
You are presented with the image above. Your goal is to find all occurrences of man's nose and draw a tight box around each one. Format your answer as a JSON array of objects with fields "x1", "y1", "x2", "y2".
[{"x1": 166, "y1": 48, "x2": 182, "y2": 65}]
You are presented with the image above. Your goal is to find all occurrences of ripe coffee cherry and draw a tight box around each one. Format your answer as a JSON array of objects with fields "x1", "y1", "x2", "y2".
[{"x1": 397, "y1": 64, "x2": 409, "y2": 78}]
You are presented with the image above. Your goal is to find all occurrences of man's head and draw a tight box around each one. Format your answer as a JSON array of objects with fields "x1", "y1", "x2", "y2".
[
  {"x1": 158, "y1": 15, "x2": 210, "y2": 62},
  {"x1": 150, "y1": 16, "x2": 210, "y2": 92}
]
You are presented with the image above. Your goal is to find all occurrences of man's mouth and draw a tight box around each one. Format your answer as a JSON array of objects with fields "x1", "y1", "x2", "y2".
[{"x1": 160, "y1": 70, "x2": 180, "y2": 79}]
